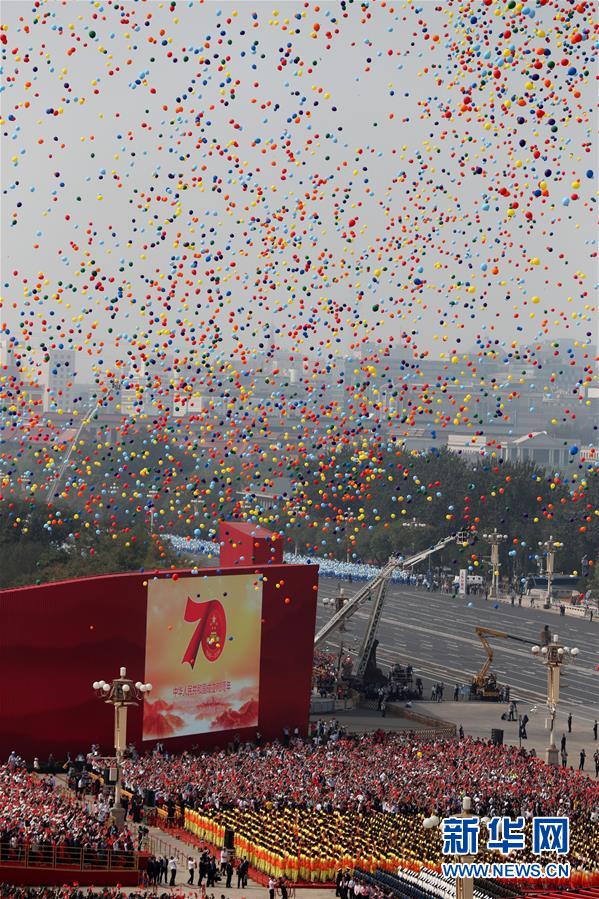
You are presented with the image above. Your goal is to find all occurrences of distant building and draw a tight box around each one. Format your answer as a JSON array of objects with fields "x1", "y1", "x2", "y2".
[
  {"x1": 0, "y1": 334, "x2": 25, "y2": 385},
  {"x1": 0, "y1": 334, "x2": 17, "y2": 374},
  {"x1": 579, "y1": 446, "x2": 599, "y2": 467},
  {"x1": 237, "y1": 476, "x2": 294, "y2": 511},
  {"x1": 71, "y1": 382, "x2": 98, "y2": 409},
  {"x1": 121, "y1": 363, "x2": 147, "y2": 418},
  {"x1": 1, "y1": 335, "x2": 45, "y2": 415},
  {"x1": 44, "y1": 349, "x2": 76, "y2": 412},
  {"x1": 144, "y1": 354, "x2": 175, "y2": 417},
  {"x1": 447, "y1": 433, "x2": 506, "y2": 459},
  {"x1": 444, "y1": 430, "x2": 591, "y2": 472},
  {"x1": 503, "y1": 431, "x2": 571, "y2": 470},
  {"x1": 174, "y1": 393, "x2": 205, "y2": 418}
]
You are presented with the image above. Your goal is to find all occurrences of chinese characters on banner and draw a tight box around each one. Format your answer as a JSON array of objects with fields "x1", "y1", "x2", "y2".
[
  {"x1": 143, "y1": 574, "x2": 263, "y2": 740},
  {"x1": 441, "y1": 816, "x2": 570, "y2": 856}
]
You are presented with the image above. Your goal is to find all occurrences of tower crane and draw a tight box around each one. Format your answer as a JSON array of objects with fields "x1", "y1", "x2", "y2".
[{"x1": 314, "y1": 531, "x2": 470, "y2": 681}]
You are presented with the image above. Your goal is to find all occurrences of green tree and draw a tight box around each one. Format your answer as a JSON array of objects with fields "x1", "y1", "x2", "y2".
[{"x1": 0, "y1": 498, "x2": 180, "y2": 589}]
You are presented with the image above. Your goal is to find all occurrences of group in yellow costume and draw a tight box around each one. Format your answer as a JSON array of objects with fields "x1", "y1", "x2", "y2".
[{"x1": 185, "y1": 807, "x2": 599, "y2": 885}]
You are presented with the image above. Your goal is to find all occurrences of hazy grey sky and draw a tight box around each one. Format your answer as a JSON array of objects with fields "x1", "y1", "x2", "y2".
[{"x1": 1, "y1": 0, "x2": 596, "y2": 383}]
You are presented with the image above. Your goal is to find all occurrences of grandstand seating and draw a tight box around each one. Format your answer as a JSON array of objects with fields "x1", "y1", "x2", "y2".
[
  {"x1": 475, "y1": 879, "x2": 521, "y2": 898},
  {"x1": 354, "y1": 866, "x2": 497, "y2": 899}
]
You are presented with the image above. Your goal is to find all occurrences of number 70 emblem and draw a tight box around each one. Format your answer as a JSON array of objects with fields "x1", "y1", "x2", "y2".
[{"x1": 181, "y1": 597, "x2": 227, "y2": 667}]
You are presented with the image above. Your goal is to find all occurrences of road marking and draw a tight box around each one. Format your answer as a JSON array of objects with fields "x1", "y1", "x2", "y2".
[{"x1": 353, "y1": 609, "x2": 595, "y2": 678}]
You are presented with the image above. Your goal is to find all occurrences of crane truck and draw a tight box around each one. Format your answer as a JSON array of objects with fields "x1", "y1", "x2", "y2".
[{"x1": 471, "y1": 626, "x2": 537, "y2": 700}]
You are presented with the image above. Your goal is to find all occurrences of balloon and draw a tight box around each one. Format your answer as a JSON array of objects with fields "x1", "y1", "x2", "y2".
[{"x1": 0, "y1": 0, "x2": 595, "y2": 584}]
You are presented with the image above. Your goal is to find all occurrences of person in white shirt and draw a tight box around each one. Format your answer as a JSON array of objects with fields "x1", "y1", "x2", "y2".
[{"x1": 168, "y1": 855, "x2": 177, "y2": 887}]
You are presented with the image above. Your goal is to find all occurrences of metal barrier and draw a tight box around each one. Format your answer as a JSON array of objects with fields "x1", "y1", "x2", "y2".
[
  {"x1": 0, "y1": 844, "x2": 139, "y2": 871},
  {"x1": 148, "y1": 834, "x2": 192, "y2": 871},
  {"x1": 360, "y1": 699, "x2": 457, "y2": 737},
  {"x1": 155, "y1": 805, "x2": 184, "y2": 829}
]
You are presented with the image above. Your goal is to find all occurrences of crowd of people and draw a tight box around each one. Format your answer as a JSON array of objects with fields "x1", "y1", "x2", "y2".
[
  {"x1": 312, "y1": 651, "x2": 354, "y2": 697},
  {"x1": 112, "y1": 731, "x2": 599, "y2": 874},
  {"x1": 2, "y1": 729, "x2": 597, "y2": 888},
  {"x1": 167, "y1": 535, "x2": 425, "y2": 584},
  {"x1": 116, "y1": 732, "x2": 597, "y2": 822},
  {"x1": 0, "y1": 766, "x2": 135, "y2": 864}
]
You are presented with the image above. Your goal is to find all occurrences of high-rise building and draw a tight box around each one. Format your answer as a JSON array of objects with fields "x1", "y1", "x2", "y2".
[
  {"x1": 1, "y1": 333, "x2": 45, "y2": 415},
  {"x1": 44, "y1": 349, "x2": 76, "y2": 412},
  {"x1": 144, "y1": 354, "x2": 175, "y2": 417},
  {"x1": 0, "y1": 332, "x2": 20, "y2": 378},
  {"x1": 121, "y1": 361, "x2": 147, "y2": 418}
]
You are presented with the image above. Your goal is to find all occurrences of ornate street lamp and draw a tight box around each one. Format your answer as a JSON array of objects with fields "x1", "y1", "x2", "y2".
[
  {"x1": 537, "y1": 535, "x2": 562, "y2": 608},
  {"x1": 531, "y1": 635, "x2": 579, "y2": 766},
  {"x1": 482, "y1": 529, "x2": 508, "y2": 599},
  {"x1": 92, "y1": 667, "x2": 152, "y2": 828},
  {"x1": 424, "y1": 796, "x2": 475, "y2": 899}
]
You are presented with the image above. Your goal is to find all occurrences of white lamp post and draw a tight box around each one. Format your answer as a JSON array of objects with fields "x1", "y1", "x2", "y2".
[
  {"x1": 482, "y1": 530, "x2": 508, "y2": 599},
  {"x1": 531, "y1": 636, "x2": 578, "y2": 766},
  {"x1": 423, "y1": 796, "x2": 474, "y2": 899},
  {"x1": 93, "y1": 667, "x2": 152, "y2": 828},
  {"x1": 538, "y1": 535, "x2": 562, "y2": 608}
]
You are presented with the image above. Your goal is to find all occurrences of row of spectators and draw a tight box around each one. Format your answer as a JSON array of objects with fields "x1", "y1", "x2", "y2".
[
  {"x1": 186, "y1": 801, "x2": 598, "y2": 876},
  {"x1": 116, "y1": 731, "x2": 598, "y2": 873},
  {"x1": 0, "y1": 766, "x2": 134, "y2": 857},
  {"x1": 115, "y1": 732, "x2": 598, "y2": 821},
  {"x1": 166, "y1": 534, "x2": 421, "y2": 582}
]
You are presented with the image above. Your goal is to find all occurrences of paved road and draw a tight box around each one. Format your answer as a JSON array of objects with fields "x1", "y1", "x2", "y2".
[{"x1": 316, "y1": 578, "x2": 599, "y2": 726}]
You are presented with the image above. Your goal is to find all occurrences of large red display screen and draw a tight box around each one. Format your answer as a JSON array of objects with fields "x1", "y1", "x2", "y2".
[
  {"x1": 143, "y1": 573, "x2": 263, "y2": 739},
  {"x1": 0, "y1": 561, "x2": 318, "y2": 760}
]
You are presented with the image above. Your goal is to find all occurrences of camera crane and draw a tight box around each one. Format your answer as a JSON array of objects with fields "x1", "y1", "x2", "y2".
[
  {"x1": 46, "y1": 379, "x2": 121, "y2": 504},
  {"x1": 314, "y1": 531, "x2": 470, "y2": 680}
]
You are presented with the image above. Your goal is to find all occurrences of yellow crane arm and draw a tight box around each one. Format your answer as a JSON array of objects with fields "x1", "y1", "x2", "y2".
[
  {"x1": 474, "y1": 627, "x2": 500, "y2": 683},
  {"x1": 473, "y1": 626, "x2": 536, "y2": 686}
]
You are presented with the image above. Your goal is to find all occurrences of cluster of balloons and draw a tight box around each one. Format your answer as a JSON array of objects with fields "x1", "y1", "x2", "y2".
[{"x1": 0, "y1": 0, "x2": 596, "y2": 552}]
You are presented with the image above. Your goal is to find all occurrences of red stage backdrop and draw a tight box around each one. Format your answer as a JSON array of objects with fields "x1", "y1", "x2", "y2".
[{"x1": 0, "y1": 524, "x2": 318, "y2": 759}]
